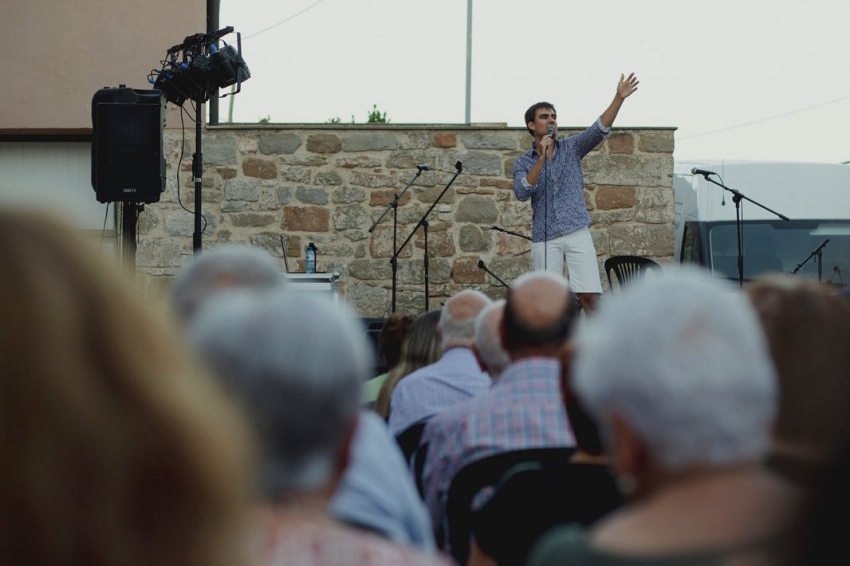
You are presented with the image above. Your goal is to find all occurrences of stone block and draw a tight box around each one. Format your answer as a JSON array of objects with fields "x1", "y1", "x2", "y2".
[
  {"x1": 336, "y1": 155, "x2": 383, "y2": 168},
  {"x1": 638, "y1": 131, "x2": 675, "y2": 153},
  {"x1": 400, "y1": 131, "x2": 432, "y2": 150},
  {"x1": 596, "y1": 186, "x2": 636, "y2": 210},
  {"x1": 333, "y1": 205, "x2": 370, "y2": 231},
  {"x1": 490, "y1": 254, "x2": 531, "y2": 282},
  {"x1": 452, "y1": 256, "x2": 486, "y2": 284},
  {"x1": 432, "y1": 132, "x2": 457, "y2": 148},
  {"x1": 370, "y1": 189, "x2": 412, "y2": 207},
  {"x1": 350, "y1": 171, "x2": 396, "y2": 188},
  {"x1": 258, "y1": 133, "x2": 302, "y2": 155},
  {"x1": 460, "y1": 133, "x2": 517, "y2": 150},
  {"x1": 496, "y1": 233, "x2": 531, "y2": 257},
  {"x1": 295, "y1": 186, "x2": 329, "y2": 205},
  {"x1": 230, "y1": 213, "x2": 278, "y2": 228},
  {"x1": 499, "y1": 202, "x2": 531, "y2": 228},
  {"x1": 282, "y1": 206, "x2": 330, "y2": 232},
  {"x1": 315, "y1": 171, "x2": 343, "y2": 186},
  {"x1": 225, "y1": 177, "x2": 261, "y2": 201},
  {"x1": 370, "y1": 225, "x2": 413, "y2": 259},
  {"x1": 459, "y1": 225, "x2": 491, "y2": 252},
  {"x1": 607, "y1": 224, "x2": 675, "y2": 256},
  {"x1": 456, "y1": 194, "x2": 499, "y2": 224},
  {"x1": 636, "y1": 186, "x2": 675, "y2": 224},
  {"x1": 415, "y1": 226, "x2": 456, "y2": 257},
  {"x1": 607, "y1": 133, "x2": 635, "y2": 154},
  {"x1": 136, "y1": 238, "x2": 182, "y2": 268},
  {"x1": 203, "y1": 135, "x2": 238, "y2": 166},
  {"x1": 456, "y1": 152, "x2": 502, "y2": 176},
  {"x1": 582, "y1": 154, "x2": 673, "y2": 187},
  {"x1": 242, "y1": 157, "x2": 278, "y2": 180},
  {"x1": 349, "y1": 259, "x2": 393, "y2": 280},
  {"x1": 417, "y1": 186, "x2": 456, "y2": 204},
  {"x1": 342, "y1": 132, "x2": 399, "y2": 152},
  {"x1": 307, "y1": 134, "x2": 342, "y2": 154},
  {"x1": 345, "y1": 284, "x2": 389, "y2": 318},
  {"x1": 333, "y1": 186, "x2": 367, "y2": 204},
  {"x1": 280, "y1": 167, "x2": 311, "y2": 183}
]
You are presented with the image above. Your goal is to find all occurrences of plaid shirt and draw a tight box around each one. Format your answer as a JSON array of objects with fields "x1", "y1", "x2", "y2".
[
  {"x1": 513, "y1": 119, "x2": 609, "y2": 243},
  {"x1": 388, "y1": 347, "x2": 491, "y2": 437},
  {"x1": 420, "y1": 357, "x2": 576, "y2": 548}
]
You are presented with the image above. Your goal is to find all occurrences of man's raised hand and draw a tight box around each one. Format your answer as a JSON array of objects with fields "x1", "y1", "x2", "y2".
[{"x1": 617, "y1": 72, "x2": 639, "y2": 100}]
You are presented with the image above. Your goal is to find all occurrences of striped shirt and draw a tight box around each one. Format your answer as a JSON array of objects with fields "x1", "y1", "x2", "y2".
[
  {"x1": 387, "y1": 347, "x2": 491, "y2": 437},
  {"x1": 420, "y1": 357, "x2": 576, "y2": 549},
  {"x1": 513, "y1": 119, "x2": 610, "y2": 243}
]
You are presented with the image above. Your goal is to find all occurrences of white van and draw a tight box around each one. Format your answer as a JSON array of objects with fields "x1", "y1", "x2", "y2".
[{"x1": 673, "y1": 161, "x2": 850, "y2": 288}]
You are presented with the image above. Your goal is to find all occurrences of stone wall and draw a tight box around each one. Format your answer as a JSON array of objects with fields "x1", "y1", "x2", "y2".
[{"x1": 136, "y1": 124, "x2": 675, "y2": 318}]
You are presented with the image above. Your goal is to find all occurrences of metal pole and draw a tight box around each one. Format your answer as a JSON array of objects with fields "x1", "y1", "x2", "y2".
[{"x1": 465, "y1": 0, "x2": 472, "y2": 124}]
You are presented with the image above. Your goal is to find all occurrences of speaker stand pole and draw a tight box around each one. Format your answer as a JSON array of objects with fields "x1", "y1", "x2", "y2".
[
  {"x1": 121, "y1": 202, "x2": 142, "y2": 275},
  {"x1": 192, "y1": 101, "x2": 204, "y2": 253}
]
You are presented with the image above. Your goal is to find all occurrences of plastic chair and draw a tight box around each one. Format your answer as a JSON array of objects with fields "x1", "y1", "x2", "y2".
[
  {"x1": 604, "y1": 255, "x2": 664, "y2": 292},
  {"x1": 445, "y1": 448, "x2": 574, "y2": 565}
]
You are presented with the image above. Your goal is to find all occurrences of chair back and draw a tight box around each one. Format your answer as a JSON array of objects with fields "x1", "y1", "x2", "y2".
[
  {"x1": 604, "y1": 255, "x2": 664, "y2": 292},
  {"x1": 395, "y1": 421, "x2": 427, "y2": 465},
  {"x1": 445, "y1": 447, "x2": 574, "y2": 565}
]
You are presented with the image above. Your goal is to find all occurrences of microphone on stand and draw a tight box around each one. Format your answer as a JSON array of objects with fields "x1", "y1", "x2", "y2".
[
  {"x1": 416, "y1": 164, "x2": 431, "y2": 171},
  {"x1": 690, "y1": 167, "x2": 717, "y2": 177},
  {"x1": 477, "y1": 259, "x2": 510, "y2": 288}
]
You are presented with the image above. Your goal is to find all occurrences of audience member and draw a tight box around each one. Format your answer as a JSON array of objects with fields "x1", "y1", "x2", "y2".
[
  {"x1": 746, "y1": 276, "x2": 850, "y2": 486},
  {"x1": 421, "y1": 272, "x2": 579, "y2": 550},
  {"x1": 388, "y1": 290, "x2": 492, "y2": 436},
  {"x1": 471, "y1": 300, "x2": 510, "y2": 379},
  {"x1": 363, "y1": 313, "x2": 415, "y2": 408},
  {"x1": 468, "y1": 342, "x2": 625, "y2": 566},
  {"x1": 529, "y1": 269, "x2": 805, "y2": 565},
  {"x1": 172, "y1": 247, "x2": 435, "y2": 550},
  {"x1": 0, "y1": 209, "x2": 255, "y2": 566},
  {"x1": 375, "y1": 310, "x2": 442, "y2": 419},
  {"x1": 188, "y1": 290, "x2": 449, "y2": 565},
  {"x1": 169, "y1": 243, "x2": 284, "y2": 322}
]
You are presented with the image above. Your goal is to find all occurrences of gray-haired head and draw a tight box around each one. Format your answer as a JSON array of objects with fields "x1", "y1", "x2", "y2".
[
  {"x1": 474, "y1": 300, "x2": 510, "y2": 378},
  {"x1": 439, "y1": 289, "x2": 492, "y2": 350},
  {"x1": 573, "y1": 268, "x2": 777, "y2": 472},
  {"x1": 188, "y1": 289, "x2": 371, "y2": 499},
  {"x1": 170, "y1": 245, "x2": 284, "y2": 323}
]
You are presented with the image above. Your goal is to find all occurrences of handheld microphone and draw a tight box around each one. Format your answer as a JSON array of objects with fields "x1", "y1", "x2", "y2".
[
  {"x1": 547, "y1": 125, "x2": 556, "y2": 138},
  {"x1": 416, "y1": 164, "x2": 431, "y2": 171},
  {"x1": 690, "y1": 167, "x2": 716, "y2": 177},
  {"x1": 477, "y1": 259, "x2": 486, "y2": 269}
]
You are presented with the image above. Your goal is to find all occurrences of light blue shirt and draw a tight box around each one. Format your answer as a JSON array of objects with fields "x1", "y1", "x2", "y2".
[
  {"x1": 329, "y1": 410, "x2": 435, "y2": 550},
  {"x1": 387, "y1": 347, "x2": 491, "y2": 437}
]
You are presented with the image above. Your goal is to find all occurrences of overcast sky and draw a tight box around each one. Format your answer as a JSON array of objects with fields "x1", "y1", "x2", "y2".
[{"x1": 219, "y1": 0, "x2": 850, "y2": 164}]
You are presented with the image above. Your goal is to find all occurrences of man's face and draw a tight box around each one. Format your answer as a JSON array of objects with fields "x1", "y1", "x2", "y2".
[{"x1": 528, "y1": 107, "x2": 557, "y2": 138}]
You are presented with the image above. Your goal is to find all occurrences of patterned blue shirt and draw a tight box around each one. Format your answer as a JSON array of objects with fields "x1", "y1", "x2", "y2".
[
  {"x1": 513, "y1": 119, "x2": 610, "y2": 242},
  {"x1": 387, "y1": 347, "x2": 491, "y2": 437},
  {"x1": 419, "y1": 357, "x2": 576, "y2": 549}
]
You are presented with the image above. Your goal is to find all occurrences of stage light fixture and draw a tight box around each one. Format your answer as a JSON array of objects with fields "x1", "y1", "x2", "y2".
[{"x1": 150, "y1": 26, "x2": 250, "y2": 106}]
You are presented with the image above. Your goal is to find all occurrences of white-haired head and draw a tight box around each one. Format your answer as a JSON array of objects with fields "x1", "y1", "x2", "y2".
[
  {"x1": 188, "y1": 289, "x2": 371, "y2": 499},
  {"x1": 573, "y1": 268, "x2": 777, "y2": 472},
  {"x1": 170, "y1": 245, "x2": 284, "y2": 323},
  {"x1": 474, "y1": 300, "x2": 510, "y2": 378},
  {"x1": 439, "y1": 289, "x2": 492, "y2": 350}
]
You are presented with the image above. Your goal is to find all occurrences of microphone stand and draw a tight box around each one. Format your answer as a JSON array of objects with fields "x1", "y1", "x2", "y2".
[
  {"x1": 370, "y1": 167, "x2": 425, "y2": 313},
  {"x1": 696, "y1": 173, "x2": 789, "y2": 288},
  {"x1": 792, "y1": 238, "x2": 830, "y2": 282},
  {"x1": 490, "y1": 225, "x2": 532, "y2": 241},
  {"x1": 477, "y1": 259, "x2": 510, "y2": 288},
  {"x1": 393, "y1": 161, "x2": 463, "y2": 312}
]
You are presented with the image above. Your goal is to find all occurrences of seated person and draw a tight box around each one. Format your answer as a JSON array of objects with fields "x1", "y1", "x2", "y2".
[
  {"x1": 529, "y1": 269, "x2": 805, "y2": 565},
  {"x1": 468, "y1": 346, "x2": 623, "y2": 566},
  {"x1": 746, "y1": 276, "x2": 850, "y2": 487},
  {"x1": 188, "y1": 289, "x2": 449, "y2": 565}
]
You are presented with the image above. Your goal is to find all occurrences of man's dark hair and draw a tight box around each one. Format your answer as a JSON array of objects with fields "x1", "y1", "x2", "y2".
[
  {"x1": 503, "y1": 287, "x2": 577, "y2": 349},
  {"x1": 524, "y1": 102, "x2": 556, "y2": 135}
]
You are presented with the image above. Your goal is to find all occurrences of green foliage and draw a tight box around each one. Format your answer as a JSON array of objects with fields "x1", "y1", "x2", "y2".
[
  {"x1": 258, "y1": 115, "x2": 271, "y2": 124},
  {"x1": 366, "y1": 104, "x2": 389, "y2": 123},
  {"x1": 325, "y1": 106, "x2": 389, "y2": 124}
]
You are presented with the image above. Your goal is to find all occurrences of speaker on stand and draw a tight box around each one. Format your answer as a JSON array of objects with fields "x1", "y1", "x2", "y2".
[{"x1": 91, "y1": 85, "x2": 165, "y2": 272}]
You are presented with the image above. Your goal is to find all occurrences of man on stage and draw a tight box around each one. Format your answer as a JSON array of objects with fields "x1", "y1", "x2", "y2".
[{"x1": 513, "y1": 73, "x2": 639, "y2": 312}]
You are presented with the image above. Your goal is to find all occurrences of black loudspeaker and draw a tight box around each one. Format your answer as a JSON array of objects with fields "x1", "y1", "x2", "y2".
[
  {"x1": 361, "y1": 318, "x2": 388, "y2": 377},
  {"x1": 91, "y1": 86, "x2": 166, "y2": 203}
]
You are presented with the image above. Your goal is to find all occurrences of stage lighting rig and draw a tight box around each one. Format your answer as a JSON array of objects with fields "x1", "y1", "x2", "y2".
[{"x1": 150, "y1": 26, "x2": 250, "y2": 106}]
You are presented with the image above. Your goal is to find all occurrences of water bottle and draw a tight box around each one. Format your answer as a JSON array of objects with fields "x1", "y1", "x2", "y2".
[{"x1": 305, "y1": 242, "x2": 317, "y2": 274}]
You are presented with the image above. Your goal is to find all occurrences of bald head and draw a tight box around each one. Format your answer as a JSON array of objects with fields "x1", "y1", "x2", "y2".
[
  {"x1": 439, "y1": 290, "x2": 492, "y2": 350},
  {"x1": 503, "y1": 272, "x2": 577, "y2": 357}
]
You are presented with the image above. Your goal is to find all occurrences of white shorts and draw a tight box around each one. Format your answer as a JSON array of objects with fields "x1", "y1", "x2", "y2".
[{"x1": 531, "y1": 228, "x2": 603, "y2": 293}]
